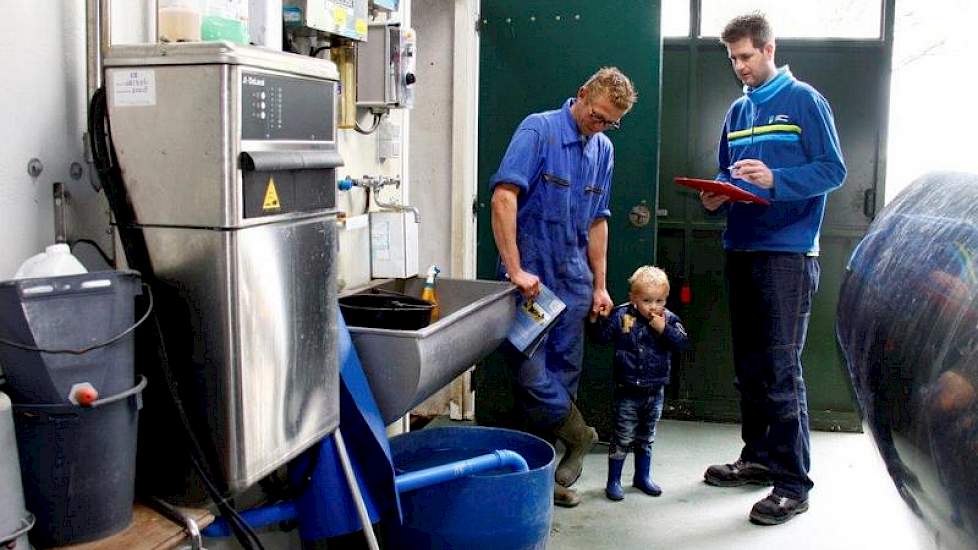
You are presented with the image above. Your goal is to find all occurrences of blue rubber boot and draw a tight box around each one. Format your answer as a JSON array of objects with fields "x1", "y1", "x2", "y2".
[
  {"x1": 606, "y1": 457, "x2": 625, "y2": 501},
  {"x1": 633, "y1": 450, "x2": 662, "y2": 496}
]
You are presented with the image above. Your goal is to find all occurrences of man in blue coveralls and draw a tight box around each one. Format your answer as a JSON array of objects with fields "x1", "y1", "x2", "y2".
[
  {"x1": 699, "y1": 13, "x2": 846, "y2": 525},
  {"x1": 490, "y1": 67, "x2": 638, "y2": 507}
]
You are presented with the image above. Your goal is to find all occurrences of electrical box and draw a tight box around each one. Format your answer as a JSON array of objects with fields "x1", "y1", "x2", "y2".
[
  {"x1": 370, "y1": 211, "x2": 418, "y2": 278},
  {"x1": 283, "y1": 0, "x2": 368, "y2": 41},
  {"x1": 356, "y1": 22, "x2": 416, "y2": 109}
]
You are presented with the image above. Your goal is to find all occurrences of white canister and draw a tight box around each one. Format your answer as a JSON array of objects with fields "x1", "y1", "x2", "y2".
[{"x1": 13, "y1": 244, "x2": 87, "y2": 280}]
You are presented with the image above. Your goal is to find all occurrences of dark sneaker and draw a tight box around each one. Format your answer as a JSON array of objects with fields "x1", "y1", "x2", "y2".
[
  {"x1": 749, "y1": 492, "x2": 809, "y2": 525},
  {"x1": 704, "y1": 459, "x2": 773, "y2": 487}
]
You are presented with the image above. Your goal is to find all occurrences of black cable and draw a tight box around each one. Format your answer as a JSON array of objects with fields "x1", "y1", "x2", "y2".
[
  {"x1": 0, "y1": 283, "x2": 153, "y2": 355},
  {"x1": 310, "y1": 45, "x2": 331, "y2": 57},
  {"x1": 354, "y1": 112, "x2": 384, "y2": 135},
  {"x1": 69, "y1": 238, "x2": 114, "y2": 267},
  {"x1": 88, "y1": 87, "x2": 266, "y2": 550}
]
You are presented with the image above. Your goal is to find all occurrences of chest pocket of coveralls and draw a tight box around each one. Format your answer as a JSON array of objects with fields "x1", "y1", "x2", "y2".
[{"x1": 540, "y1": 172, "x2": 572, "y2": 223}]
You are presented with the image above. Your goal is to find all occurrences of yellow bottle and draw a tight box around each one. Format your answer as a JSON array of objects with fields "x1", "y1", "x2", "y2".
[{"x1": 420, "y1": 265, "x2": 441, "y2": 322}]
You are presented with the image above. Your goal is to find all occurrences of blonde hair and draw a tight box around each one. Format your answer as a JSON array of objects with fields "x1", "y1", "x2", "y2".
[
  {"x1": 628, "y1": 265, "x2": 669, "y2": 293},
  {"x1": 582, "y1": 67, "x2": 638, "y2": 112}
]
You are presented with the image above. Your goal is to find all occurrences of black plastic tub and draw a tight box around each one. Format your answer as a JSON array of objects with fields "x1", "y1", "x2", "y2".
[
  {"x1": 13, "y1": 377, "x2": 146, "y2": 547},
  {"x1": 339, "y1": 291, "x2": 434, "y2": 330}
]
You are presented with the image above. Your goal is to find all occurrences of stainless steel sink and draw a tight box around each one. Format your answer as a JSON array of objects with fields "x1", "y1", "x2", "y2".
[{"x1": 341, "y1": 278, "x2": 517, "y2": 423}]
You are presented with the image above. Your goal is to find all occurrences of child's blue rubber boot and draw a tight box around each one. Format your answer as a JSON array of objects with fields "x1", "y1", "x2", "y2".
[
  {"x1": 633, "y1": 450, "x2": 662, "y2": 496},
  {"x1": 606, "y1": 457, "x2": 625, "y2": 501}
]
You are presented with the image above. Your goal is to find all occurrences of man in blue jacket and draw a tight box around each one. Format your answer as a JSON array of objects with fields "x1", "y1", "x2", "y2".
[
  {"x1": 490, "y1": 67, "x2": 637, "y2": 507},
  {"x1": 700, "y1": 13, "x2": 846, "y2": 525}
]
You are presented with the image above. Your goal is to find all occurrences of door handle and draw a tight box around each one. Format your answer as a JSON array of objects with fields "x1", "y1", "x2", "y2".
[{"x1": 629, "y1": 202, "x2": 651, "y2": 228}]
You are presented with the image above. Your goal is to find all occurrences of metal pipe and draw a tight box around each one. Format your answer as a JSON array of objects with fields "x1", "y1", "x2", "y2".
[
  {"x1": 340, "y1": 175, "x2": 421, "y2": 223},
  {"x1": 146, "y1": 496, "x2": 204, "y2": 549},
  {"x1": 369, "y1": 179, "x2": 421, "y2": 224},
  {"x1": 333, "y1": 428, "x2": 381, "y2": 550},
  {"x1": 85, "y1": 0, "x2": 102, "y2": 99},
  {"x1": 373, "y1": 188, "x2": 421, "y2": 224},
  {"x1": 394, "y1": 449, "x2": 529, "y2": 494},
  {"x1": 99, "y1": 0, "x2": 112, "y2": 58},
  {"x1": 200, "y1": 501, "x2": 297, "y2": 538}
]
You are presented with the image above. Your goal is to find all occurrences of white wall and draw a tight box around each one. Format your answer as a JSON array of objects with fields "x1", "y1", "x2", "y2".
[
  {"x1": 409, "y1": 0, "x2": 454, "y2": 276},
  {"x1": 0, "y1": 1, "x2": 88, "y2": 278}
]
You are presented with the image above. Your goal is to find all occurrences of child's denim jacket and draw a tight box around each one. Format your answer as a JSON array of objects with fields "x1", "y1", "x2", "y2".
[{"x1": 593, "y1": 304, "x2": 689, "y2": 387}]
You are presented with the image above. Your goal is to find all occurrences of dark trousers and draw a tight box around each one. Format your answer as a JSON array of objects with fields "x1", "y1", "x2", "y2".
[
  {"x1": 726, "y1": 251, "x2": 819, "y2": 499},
  {"x1": 502, "y1": 304, "x2": 588, "y2": 431}
]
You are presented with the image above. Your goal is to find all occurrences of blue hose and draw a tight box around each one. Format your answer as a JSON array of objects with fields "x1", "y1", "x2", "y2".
[
  {"x1": 394, "y1": 449, "x2": 529, "y2": 494},
  {"x1": 201, "y1": 501, "x2": 297, "y2": 538}
]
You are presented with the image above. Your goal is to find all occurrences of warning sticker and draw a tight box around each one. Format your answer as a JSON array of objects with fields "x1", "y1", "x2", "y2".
[{"x1": 262, "y1": 178, "x2": 281, "y2": 211}]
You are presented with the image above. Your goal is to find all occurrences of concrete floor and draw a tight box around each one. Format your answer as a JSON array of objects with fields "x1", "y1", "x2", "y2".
[
  {"x1": 203, "y1": 418, "x2": 940, "y2": 549},
  {"x1": 550, "y1": 419, "x2": 936, "y2": 550}
]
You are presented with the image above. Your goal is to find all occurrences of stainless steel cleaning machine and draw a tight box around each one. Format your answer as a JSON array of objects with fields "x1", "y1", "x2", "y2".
[{"x1": 103, "y1": 42, "x2": 342, "y2": 493}]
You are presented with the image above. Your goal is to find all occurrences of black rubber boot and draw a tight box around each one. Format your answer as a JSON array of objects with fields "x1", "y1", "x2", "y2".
[{"x1": 553, "y1": 403, "x2": 599, "y2": 487}]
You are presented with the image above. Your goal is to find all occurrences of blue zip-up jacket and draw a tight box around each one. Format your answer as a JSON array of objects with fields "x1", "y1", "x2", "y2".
[
  {"x1": 715, "y1": 66, "x2": 847, "y2": 254},
  {"x1": 593, "y1": 304, "x2": 689, "y2": 387}
]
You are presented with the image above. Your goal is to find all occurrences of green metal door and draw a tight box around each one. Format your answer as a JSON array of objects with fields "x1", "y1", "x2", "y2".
[{"x1": 474, "y1": 1, "x2": 663, "y2": 435}]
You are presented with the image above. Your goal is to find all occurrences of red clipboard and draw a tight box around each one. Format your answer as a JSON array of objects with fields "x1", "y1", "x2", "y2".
[{"x1": 674, "y1": 177, "x2": 770, "y2": 206}]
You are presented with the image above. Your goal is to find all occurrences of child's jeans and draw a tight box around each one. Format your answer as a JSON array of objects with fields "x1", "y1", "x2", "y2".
[{"x1": 609, "y1": 383, "x2": 665, "y2": 458}]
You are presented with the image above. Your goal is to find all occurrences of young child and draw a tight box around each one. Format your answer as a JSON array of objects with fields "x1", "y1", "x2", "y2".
[{"x1": 592, "y1": 266, "x2": 689, "y2": 501}]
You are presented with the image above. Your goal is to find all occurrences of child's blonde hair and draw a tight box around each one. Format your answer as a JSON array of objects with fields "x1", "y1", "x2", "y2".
[{"x1": 628, "y1": 265, "x2": 670, "y2": 293}]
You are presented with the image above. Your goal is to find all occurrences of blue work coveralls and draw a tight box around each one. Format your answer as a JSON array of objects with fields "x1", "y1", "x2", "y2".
[{"x1": 490, "y1": 98, "x2": 615, "y2": 429}]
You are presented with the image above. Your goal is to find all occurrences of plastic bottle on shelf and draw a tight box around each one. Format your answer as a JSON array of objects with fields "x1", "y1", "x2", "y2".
[
  {"x1": 420, "y1": 265, "x2": 441, "y2": 322},
  {"x1": 201, "y1": 0, "x2": 249, "y2": 45},
  {"x1": 159, "y1": 0, "x2": 202, "y2": 42},
  {"x1": 13, "y1": 244, "x2": 88, "y2": 280}
]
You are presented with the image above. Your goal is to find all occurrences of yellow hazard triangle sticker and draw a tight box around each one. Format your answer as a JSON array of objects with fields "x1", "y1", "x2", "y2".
[{"x1": 262, "y1": 178, "x2": 281, "y2": 211}]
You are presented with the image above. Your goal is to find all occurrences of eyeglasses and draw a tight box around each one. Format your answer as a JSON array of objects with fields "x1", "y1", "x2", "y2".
[{"x1": 588, "y1": 106, "x2": 621, "y2": 130}]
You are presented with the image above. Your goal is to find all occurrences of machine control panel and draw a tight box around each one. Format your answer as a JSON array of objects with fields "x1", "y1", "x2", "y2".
[{"x1": 241, "y1": 71, "x2": 336, "y2": 141}]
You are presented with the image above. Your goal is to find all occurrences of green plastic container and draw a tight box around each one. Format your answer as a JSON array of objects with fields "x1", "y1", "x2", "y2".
[{"x1": 201, "y1": 14, "x2": 248, "y2": 44}]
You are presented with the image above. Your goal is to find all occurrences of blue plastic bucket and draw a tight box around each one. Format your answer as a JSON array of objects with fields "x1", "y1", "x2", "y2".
[{"x1": 387, "y1": 426, "x2": 555, "y2": 550}]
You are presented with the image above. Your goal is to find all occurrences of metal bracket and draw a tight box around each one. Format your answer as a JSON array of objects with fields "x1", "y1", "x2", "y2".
[{"x1": 53, "y1": 182, "x2": 69, "y2": 244}]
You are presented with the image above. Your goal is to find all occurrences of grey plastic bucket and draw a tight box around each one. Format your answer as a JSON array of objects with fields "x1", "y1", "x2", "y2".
[
  {"x1": 13, "y1": 377, "x2": 146, "y2": 547},
  {"x1": 1, "y1": 392, "x2": 33, "y2": 550},
  {"x1": 0, "y1": 270, "x2": 142, "y2": 404}
]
